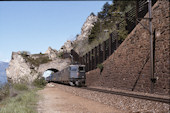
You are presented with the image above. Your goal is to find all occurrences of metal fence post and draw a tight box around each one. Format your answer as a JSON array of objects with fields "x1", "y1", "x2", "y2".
[
  {"x1": 86, "y1": 53, "x2": 88, "y2": 72},
  {"x1": 103, "y1": 41, "x2": 106, "y2": 61},
  {"x1": 99, "y1": 44, "x2": 102, "y2": 64},
  {"x1": 95, "y1": 46, "x2": 97, "y2": 69},
  {"x1": 91, "y1": 49, "x2": 94, "y2": 70},
  {"x1": 109, "y1": 35, "x2": 112, "y2": 56}
]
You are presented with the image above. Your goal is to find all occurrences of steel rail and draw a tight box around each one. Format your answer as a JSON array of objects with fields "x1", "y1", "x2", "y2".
[{"x1": 80, "y1": 87, "x2": 170, "y2": 104}]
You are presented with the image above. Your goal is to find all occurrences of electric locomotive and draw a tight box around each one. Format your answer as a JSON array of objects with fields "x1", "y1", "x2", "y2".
[{"x1": 46, "y1": 64, "x2": 86, "y2": 86}]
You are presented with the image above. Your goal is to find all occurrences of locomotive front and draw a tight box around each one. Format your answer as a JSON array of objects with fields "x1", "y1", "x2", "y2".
[{"x1": 69, "y1": 65, "x2": 86, "y2": 86}]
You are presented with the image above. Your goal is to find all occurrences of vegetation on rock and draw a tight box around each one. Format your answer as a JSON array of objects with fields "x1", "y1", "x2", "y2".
[
  {"x1": 72, "y1": 1, "x2": 136, "y2": 56},
  {"x1": 21, "y1": 51, "x2": 52, "y2": 67},
  {"x1": 89, "y1": 1, "x2": 135, "y2": 42},
  {"x1": 97, "y1": 64, "x2": 104, "y2": 74}
]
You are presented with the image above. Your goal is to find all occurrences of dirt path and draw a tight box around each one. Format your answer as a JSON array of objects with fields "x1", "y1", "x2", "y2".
[{"x1": 37, "y1": 84, "x2": 125, "y2": 113}]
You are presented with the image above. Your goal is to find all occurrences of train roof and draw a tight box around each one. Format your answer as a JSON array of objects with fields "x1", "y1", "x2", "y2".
[{"x1": 69, "y1": 64, "x2": 85, "y2": 67}]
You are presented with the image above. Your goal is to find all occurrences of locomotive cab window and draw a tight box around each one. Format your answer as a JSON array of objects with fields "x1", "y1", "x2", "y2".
[
  {"x1": 70, "y1": 66, "x2": 78, "y2": 71},
  {"x1": 79, "y1": 66, "x2": 85, "y2": 72}
]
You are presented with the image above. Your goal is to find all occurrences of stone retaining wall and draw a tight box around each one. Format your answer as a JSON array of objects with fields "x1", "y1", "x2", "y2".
[{"x1": 86, "y1": 0, "x2": 169, "y2": 95}]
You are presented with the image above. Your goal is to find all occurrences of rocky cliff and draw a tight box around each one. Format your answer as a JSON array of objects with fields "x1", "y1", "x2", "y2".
[
  {"x1": 45, "y1": 47, "x2": 58, "y2": 60},
  {"x1": 6, "y1": 47, "x2": 71, "y2": 83},
  {"x1": 6, "y1": 52, "x2": 38, "y2": 83},
  {"x1": 58, "y1": 14, "x2": 98, "y2": 55},
  {"x1": 76, "y1": 13, "x2": 98, "y2": 41},
  {"x1": 73, "y1": 14, "x2": 98, "y2": 55},
  {"x1": 59, "y1": 40, "x2": 73, "y2": 53}
]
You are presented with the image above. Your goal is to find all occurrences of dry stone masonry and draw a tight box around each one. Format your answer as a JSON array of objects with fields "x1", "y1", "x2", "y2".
[
  {"x1": 38, "y1": 58, "x2": 71, "y2": 74},
  {"x1": 86, "y1": 0, "x2": 170, "y2": 95}
]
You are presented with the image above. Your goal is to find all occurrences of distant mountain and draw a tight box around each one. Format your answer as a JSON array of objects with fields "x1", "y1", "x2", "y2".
[{"x1": 0, "y1": 61, "x2": 9, "y2": 84}]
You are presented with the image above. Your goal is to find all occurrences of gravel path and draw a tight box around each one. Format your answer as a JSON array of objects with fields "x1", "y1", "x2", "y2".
[{"x1": 37, "y1": 83, "x2": 125, "y2": 113}]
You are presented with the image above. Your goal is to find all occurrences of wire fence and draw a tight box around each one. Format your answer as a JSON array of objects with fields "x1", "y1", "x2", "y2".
[{"x1": 68, "y1": 0, "x2": 157, "y2": 72}]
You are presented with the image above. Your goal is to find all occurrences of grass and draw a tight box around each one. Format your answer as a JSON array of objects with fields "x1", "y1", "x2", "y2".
[
  {"x1": 0, "y1": 84, "x2": 9, "y2": 101},
  {"x1": 33, "y1": 77, "x2": 47, "y2": 88},
  {"x1": 0, "y1": 78, "x2": 47, "y2": 113},
  {"x1": 13, "y1": 84, "x2": 28, "y2": 91},
  {"x1": 0, "y1": 89, "x2": 38, "y2": 113}
]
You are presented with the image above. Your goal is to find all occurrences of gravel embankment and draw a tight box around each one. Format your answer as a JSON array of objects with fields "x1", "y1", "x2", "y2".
[{"x1": 56, "y1": 84, "x2": 169, "y2": 113}]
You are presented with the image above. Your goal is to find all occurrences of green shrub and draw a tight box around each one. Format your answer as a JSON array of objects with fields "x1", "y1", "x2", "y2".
[
  {"x1": 97, "y1": 64, "x2": 103, "y2": 69},
  {"x1": 57, "y1": 52, "x2": 63, "y2": 58},
  {"x1": 33, "y1": 77, "x2": 47, "y2": 88},
  {"x1": 97, "y1": 64, "x2": 104, "y2": 74},
  {"x1": 21, "y1": 54, "x2": 51, "y2": 67},
  {"x1": 13, "y1": 83, "x2": 28, "y2": 91}
]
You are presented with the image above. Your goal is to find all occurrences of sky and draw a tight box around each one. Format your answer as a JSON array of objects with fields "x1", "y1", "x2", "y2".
[{"x1": 0, "y1": 1, "x2": 112, "y2": 62}]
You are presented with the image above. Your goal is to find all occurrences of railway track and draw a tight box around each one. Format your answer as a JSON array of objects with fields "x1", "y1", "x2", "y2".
[
  {"x1": 55, "y1": 83, "x2": 170, "y2": 112},
  {"x1": 79, "y1": 87, "x2": 170, "y2": 104},
  {"x1": 52, "y1": 83, "x2": 170, "y2": 104}
]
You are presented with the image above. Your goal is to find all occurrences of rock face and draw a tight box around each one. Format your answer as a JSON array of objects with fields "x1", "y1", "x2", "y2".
[
  {"x1": 57, "y1": 14, "x2": 97, "y2": 56},
  {"x1": 45, "y1": 47, "x2": 58, "y2": 60},
  {"x1": 86, "y1": 1, "x2": 170, "y2": 95},
  {"x1": 6, "y1": 52, "x2": 38, "y2": 83},
  {"x1": 73, "y1": 14, "x2": 98, "y2": 55},
  {"x1": 76, "y1": 14, "x2": 98, "y2": 41},
  {"x1": 59, "y1": 40, "x2": 73, "y2": 53},
  {"x1": 6, "y1": 51, "x2": 71, "y2": 83}
]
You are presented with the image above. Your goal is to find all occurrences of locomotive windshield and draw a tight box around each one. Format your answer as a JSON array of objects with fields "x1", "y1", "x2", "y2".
[
  {"x1": 79, "y1": 66, "x2": 85, "y2": 72},
  {"x1": 70, "y1": 65, "x2": 85, "y2": 72},
  {"x1": 70, "y1": 66, "x2": 78, "y2": 71}
]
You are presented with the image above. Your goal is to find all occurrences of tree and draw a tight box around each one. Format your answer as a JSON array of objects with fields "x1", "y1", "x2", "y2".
[
  {"x1": 88, "y1": 21, "x2": 100, "y2": 43},
  {"x1": 90, "y1": 12, "x2": 95, "y2": 16},
  {"x1": 98, "y1": 2, "x2": 110, "y2": 20}
]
